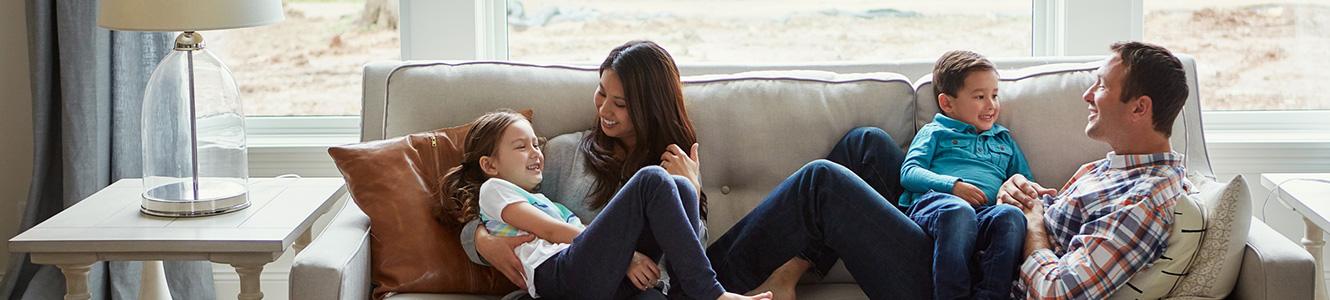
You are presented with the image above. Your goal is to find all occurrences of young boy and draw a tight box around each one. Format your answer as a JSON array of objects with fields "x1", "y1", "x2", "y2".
[{"x1": 900, "y1": 50, "x2": 1031, "y2": 300}]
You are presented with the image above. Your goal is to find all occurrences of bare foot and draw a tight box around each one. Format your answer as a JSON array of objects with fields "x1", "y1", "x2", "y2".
[
  {"x1": 745, "y1": 282, "x2": 794, "y2": 300},
  {"x1": 744, "y1": 258, "x2": 809, "y2": 300},
  {"x1": 722, "y1": 291, "x2": 773, "y2": 300}
]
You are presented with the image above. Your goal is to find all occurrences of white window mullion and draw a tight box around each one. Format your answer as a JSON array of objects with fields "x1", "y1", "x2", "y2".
[
  {"x1": 400, "y1": 0, "x2": 506, "y2": 60},
  {"x1": 1034, "y1": 0, "x2": 1142, "y2": 56}
]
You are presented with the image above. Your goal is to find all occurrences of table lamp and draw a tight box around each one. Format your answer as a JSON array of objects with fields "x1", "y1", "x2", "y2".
[{"x1": 98, "y1": 0, "x2": 284, "y2": 217}]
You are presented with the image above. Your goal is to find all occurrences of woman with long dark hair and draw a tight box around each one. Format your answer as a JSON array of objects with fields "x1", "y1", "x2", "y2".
[{"x1": 466, "y1": 40, "x2": 720, "y2": 299}]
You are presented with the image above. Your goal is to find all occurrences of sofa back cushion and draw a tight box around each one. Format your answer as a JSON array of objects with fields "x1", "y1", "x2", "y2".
[
  {"x1": 382, "y1": 62, "x2": 600, "y2": 139},
  {"x1": 681, "y1": 70, "x2": 916, "y2": 236}
]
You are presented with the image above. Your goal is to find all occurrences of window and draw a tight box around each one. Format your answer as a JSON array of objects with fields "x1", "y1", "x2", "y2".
[
  {"x1": 1145, "y1": 1, "x2": 1330, "y2": 111},
  {"x1": 507, "y1": 0, "x2": 1034, "y2": 62},
  {"x1": 203, "y1": 0, "x2": 399, "y2": 117}
]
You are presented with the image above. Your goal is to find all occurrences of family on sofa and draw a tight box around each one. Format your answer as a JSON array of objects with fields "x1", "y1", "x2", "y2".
[{"x1": 443, "y1": 39, "x2": 1195, "y2": 300}]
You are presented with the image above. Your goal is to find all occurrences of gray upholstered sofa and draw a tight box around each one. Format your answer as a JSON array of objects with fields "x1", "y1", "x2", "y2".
[{"x1": 291, "y1": 56, "x2": 1314, "y2": 299}]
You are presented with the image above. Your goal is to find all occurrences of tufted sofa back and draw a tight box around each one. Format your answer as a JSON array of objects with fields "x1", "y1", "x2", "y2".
[{"x1": 360, "y1": 56, "x2": 1210, "y2": 246}]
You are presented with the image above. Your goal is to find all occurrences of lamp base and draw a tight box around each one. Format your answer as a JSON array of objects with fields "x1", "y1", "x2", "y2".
[{"x1": 141, "y1": 180, "x2": 250, "y2": 217}]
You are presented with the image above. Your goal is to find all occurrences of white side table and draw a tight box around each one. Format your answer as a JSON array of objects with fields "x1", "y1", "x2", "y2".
[
  {"x1": 1261, "y1": 173, "x2": 1330, "y2": 300},
  {"x1": 8, "y1": 177, "x2": 347, "y2": 300}
]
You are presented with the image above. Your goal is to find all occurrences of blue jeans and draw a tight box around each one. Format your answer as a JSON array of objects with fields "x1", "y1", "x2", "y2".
[
  {"x1": 707, "y1": 127, "x2": 933, "y2": 299},
  {"x1": 534, "y1": 167, "x2": 724, "y2": 300},
  {"x1": 907, "y1": 191, "x2": 1026, "y2": 300}
]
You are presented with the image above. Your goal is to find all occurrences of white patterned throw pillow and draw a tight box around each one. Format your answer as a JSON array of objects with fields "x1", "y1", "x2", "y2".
[
  {"x1": 1166, "y1": 175, "x2": 1252, "y2": 299},
  {"x1": 1107, "y1": 185, "x2": 1206, "y2": 300}
]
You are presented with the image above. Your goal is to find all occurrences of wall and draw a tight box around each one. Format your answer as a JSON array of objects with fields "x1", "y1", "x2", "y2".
[{"x1": 0, "y1": 0, "x2": 34, "y2": 284}]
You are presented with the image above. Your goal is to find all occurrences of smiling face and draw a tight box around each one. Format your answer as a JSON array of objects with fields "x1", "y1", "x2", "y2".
[
  {"x1": 939, "y1": 70, "x2": 1001, "y2": 132},
  {"x1": 480, "y1": 119, "x2": 544, "y2": 191},
  {"x1": 594, "y1": 68, "x2": 636, "y2": 149},
  {"x1": 1084, "y1": 56, "x2": 1132, "y2": 143}
]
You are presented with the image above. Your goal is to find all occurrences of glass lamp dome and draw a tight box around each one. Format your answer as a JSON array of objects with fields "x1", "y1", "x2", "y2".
[{"x1": 140, "y1": 32, "x2": 250, "y2": 217}]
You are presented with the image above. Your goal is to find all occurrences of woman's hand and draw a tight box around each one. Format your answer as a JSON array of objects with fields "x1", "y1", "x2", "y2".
[
  {"x1": 474, "y1": 224, "x2": 535, "y2": 289},
  {"x1": 626, "y1": 251, "x2": 661, "y2": 290},
  {"x1": 953, "y1": 180, "x2": 988, "y2": 205},
  {"x1": 661, "y1": 143, "x2": 702, "y2": 194}
]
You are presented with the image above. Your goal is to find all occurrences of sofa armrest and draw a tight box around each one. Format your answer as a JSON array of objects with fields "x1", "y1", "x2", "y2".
[
  {"x1": 1230, "y1": 217, "x2": 1316, "y2": 300},
  {"x1": 291, "y1": 197, "x2": 373, "y2": 300}
]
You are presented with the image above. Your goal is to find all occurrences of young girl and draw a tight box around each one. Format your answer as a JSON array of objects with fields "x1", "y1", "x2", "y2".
[{"x1": 444, "y1": 111, "x2": 770, "y2": 300}]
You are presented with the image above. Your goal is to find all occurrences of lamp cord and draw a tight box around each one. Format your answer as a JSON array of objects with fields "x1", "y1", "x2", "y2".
[{"x1": 1261, "y1": 178, "x2": 1330, "y2": 221}]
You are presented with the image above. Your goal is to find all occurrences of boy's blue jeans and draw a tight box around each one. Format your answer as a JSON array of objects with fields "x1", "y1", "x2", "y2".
[
  {"x1": 707, "y1": 127, "x2": 935, "y2": 299},
  {"x1": 907, "y1": 191, "x2": 1026, "y2": 300}
]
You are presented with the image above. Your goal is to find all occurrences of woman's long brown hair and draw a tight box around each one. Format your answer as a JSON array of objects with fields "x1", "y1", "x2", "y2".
[
  {"x1": 441, "y1": 111, "x2": 529, "y2": 224},
  {"x1": 579, "y1": 40, "x2": 706, "y2": 218}
]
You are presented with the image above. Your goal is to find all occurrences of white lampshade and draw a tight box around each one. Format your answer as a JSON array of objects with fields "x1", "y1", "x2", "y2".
[{"x1": 98, "y1": 0, "x2": 284, "y2": 32}]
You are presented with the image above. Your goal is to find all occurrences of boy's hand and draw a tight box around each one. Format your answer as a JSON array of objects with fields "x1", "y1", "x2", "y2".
[
  {"x1": 953, "y1": 180, "x2": 988, "y2": 205},
  {"x1": 997, "y1": 174, "x2": 1057, "y2": 209},
  {"x1": 626, "y1": 251, "x2": 661, "y2": 291}
]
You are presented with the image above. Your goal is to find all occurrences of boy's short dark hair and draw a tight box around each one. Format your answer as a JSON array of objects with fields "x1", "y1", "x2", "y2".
[
  {"x1": 933, "y1": 50, "x2": 996, "y2": 98},
  {"x1": 1110, "y1": 41, "x2": 1189, "y2": 137}
]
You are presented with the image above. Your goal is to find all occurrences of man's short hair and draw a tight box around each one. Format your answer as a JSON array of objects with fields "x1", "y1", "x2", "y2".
[
  {"x1": 933, "y1": 50, "x2": 996, "y2": 98},
  {"x1": 1111, "y1": 41, "x2": 1189, "y2": 137}
]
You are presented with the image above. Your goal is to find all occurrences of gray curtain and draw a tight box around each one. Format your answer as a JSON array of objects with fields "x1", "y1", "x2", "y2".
[{"x1": 2, "y1": 0, "x2": 217, "y2": 299}]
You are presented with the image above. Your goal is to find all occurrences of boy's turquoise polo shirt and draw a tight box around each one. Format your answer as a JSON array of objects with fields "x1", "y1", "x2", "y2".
[{"x1": 899, "y1": 113, "x2": 1033, "y2": 207}]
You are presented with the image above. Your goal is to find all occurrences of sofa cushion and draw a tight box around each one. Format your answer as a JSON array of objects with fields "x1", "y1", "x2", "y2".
[
  {"x1": 914, "y1": 62, "x2": 1109, "y2": 190},
  {"x1": 1168, "y1": 175, "x2": 1252, "y2": 299},
  {"x1": 1106, "y1": 186, "x2": 1206, "y2": 299},
  {"x1": 328, "y1": 110, "x2": 532, "y2": 299},
  {"x1": 681, "y1": 70, "x2": 916, "y2": 238}
]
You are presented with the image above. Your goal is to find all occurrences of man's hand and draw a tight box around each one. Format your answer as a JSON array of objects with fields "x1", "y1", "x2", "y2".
[
  {"x1": 953, "y1": 180, "x2": 988, "y2": 205},
  {"x1": 626, "y1": 251, "x2": 661, "y2": 290},
  {"x1": 661, "y1": 143, "x2": 703, "y2": 195},
  {"x1": 1018, "y1": 197, "x2": 1052, "y2": 257},
  {"x1": 997, "y1": 174, "x2": 1056, "y2": 209},
  {"x1": 474, "y1": 224, "x2": 535, "y2": 289},
  {"x1": 998, "y1": 175, "x2": 1055, "y2": 258}
]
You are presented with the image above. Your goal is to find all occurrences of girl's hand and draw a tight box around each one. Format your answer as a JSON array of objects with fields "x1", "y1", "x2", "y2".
[
  {"x1": 661, "y1": 143, "x2": 702, "y2": 194},
  {"x1": 626, "y1": 251, "x2": 661, "y2": 290}
]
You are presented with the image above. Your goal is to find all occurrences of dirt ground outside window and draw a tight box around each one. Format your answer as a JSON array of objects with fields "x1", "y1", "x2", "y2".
[{"x1": 207, "y1": 1, "x2": 1330, "y2": 116}]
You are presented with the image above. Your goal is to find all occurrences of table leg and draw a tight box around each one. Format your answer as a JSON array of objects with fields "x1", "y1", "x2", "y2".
[
  {"x1": 1303, "y1": 218, "x2": 1328, "y2": 300},
  {"x1": 56, "y1": 262, "x2": 94, "y2": 300},
  {"x1": 294, "y1": 228, "x2": 313, "y2": 256},
  {"x1": 232, "y1": 263, "x2": 266, "y2": 300}
]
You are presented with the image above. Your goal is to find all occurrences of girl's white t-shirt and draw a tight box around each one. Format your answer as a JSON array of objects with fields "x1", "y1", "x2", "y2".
[{"x1": 478, "y1": 178, "x2": 584, "y2": 298}]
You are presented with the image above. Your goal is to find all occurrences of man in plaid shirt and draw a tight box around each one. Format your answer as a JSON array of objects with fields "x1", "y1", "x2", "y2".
[{"x1": 998, "y1": 41, "x2": 1194, "y2": 300}]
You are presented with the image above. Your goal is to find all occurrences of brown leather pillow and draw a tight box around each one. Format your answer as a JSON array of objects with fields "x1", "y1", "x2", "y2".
[{"x1": 327, "y1": 109, "x2": 533, "y2": 299}]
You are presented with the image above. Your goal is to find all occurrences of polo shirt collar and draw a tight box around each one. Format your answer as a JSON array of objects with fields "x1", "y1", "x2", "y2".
[{"x1": 1105, "y1": 151, "x2": 1185, "y2": 169}]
